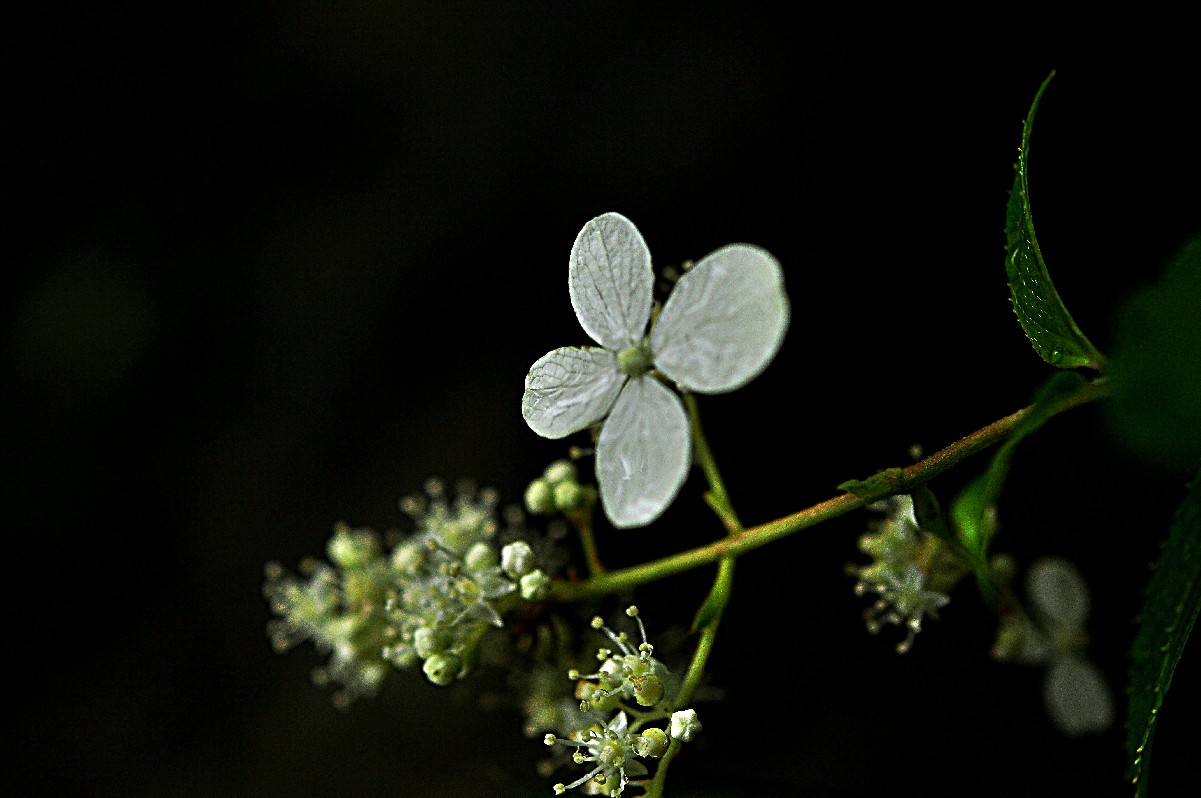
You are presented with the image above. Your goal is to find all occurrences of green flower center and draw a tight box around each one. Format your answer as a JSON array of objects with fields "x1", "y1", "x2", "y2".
[{"x1": 617, "y1": 345, "x2": 653, "y2": 378}]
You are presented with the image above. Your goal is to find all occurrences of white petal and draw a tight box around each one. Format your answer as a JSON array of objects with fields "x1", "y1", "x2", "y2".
[
  {"x1": 596, "y1": 376, "x2": 691, "y2": 528},
  {"x1": 1043, "y1": 656, "x2": 1114, "y2": 737},
  {"x1": 522, "y1": 347, "x2": 625, "y2": 439},
  {"x1": 569, "y1": 212, "x2": 654, "y2": 351},
  {"x1": 650, "y1": 244, "x2": 789, "y2": 393},
  {"x1": 1027, "y1": 557, "x2": 1089, "y2": 629}
]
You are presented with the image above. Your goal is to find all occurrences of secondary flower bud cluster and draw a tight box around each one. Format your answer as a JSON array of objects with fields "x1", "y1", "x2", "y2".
[
  {"x1": 541, "y1": 607, "x2": 696, "y2": 797},
  {"x1": 849, "y1": 495, "x2": 962, "y2": 653},
  {"x1": 264, "y1": 479, "x2": 554, "y2": 701},
  {"x1": 525, "y1": 459, "x2": 597, "y2": 516}
]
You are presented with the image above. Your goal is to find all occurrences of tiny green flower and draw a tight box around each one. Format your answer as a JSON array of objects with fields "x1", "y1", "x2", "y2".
[{"x1": 522, "y1": 212, "x2": 789, "y2": 528}]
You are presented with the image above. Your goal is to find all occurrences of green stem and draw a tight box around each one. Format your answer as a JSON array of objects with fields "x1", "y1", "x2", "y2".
[
  {"x1": 644, "y1": 396, "x2": 737, "y2": 798},
  {"x1": 685, "y1": 393, "x2": 740, "y2": 532},
  {"x1": 550, "y1": 377, "x2": 1108, "y2": 603},
  {"x1": 567, "y1": 508, "x2": 605, "y2": 575}
]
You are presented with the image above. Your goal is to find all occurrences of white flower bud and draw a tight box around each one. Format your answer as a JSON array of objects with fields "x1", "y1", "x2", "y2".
[
  {"x1": 670, "y1": 708, "x2": 701, "y2": 742},
  {"x1": 501, "y1": 540, "x2": 537, "y2": 577},
  {"x1": 519, "y1": 569, "x2": 552, "y2": 601}
]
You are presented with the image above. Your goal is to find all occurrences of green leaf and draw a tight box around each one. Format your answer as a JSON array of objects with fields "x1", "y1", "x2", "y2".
[
  {"x1": 1127, "y1": 464, "x2": 1201, "y2": 798},
  {"x1": 951, "y1": 372, "x2": 1086, "y2": 596},
  {"x1": 1107, "y1": 235, "x2": 1201, "y2": 473},
  {"x1": 1005, "y1": 72, "x2": 1106, "y2": 370},
  {"x1": 912, "y1": 484, "x2": 952, "y2": 542}
]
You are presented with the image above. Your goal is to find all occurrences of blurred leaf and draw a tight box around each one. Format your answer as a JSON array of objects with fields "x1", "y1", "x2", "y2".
[
  {"x1": 1127, "y1": 464, "x2": 1201, "y2": 797},
  {"x1": 1107, "y1": 235, "x2": 1201, "y2": 472},
  {"x1": 912, "y1": 483, "x2": 951, "y2": 541},
  {"x1": 951, "y1": 372, "x2": 1086, "y2": 595},
  {"x1": 1004, "y1": 72, "x2": 1106, "y2": 370}
]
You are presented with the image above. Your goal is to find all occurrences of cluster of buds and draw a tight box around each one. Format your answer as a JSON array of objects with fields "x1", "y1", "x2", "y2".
[
  {"x1": 263, "y1": 523, "x2": 392, "y2": 707},
  {"x1": 849, "y1": 495, "x2": 965, "y2": 653},
  {"x1": 541, "y1": 607, "x2": 698, "y2": 796},
  {"x1": 263, "y1": 479, "x2": 554, "y2": 702},
  {"x1": 525, "y1": 459, "x2": 597, "y2": 516}
]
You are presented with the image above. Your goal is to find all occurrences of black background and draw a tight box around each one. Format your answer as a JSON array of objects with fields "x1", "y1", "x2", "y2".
[{"x1": 7, "y1": 4, "x2": 1200, "y2": 797}]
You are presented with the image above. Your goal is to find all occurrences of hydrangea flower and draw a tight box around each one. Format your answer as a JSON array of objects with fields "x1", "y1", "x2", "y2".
[
  {"x1": 522, "y1": 212, "x2": 789, "y2": 528},
  {"x1": 992, "y1": 556, "x2": 1113, "y2": 736}
]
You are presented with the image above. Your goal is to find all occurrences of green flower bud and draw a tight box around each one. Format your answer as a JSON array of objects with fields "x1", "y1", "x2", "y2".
[
  {"x1": 519, "y1": 569, "x2": 552, "y2": 601},
  {"x1": 553, "y1": 480, "x2": 586, "y2": 512},
  {"x1": 542, "y1": 459, "x2": 578, "y2": 485},
  {"x1": 524, "y1": 478, "x2": 556, "y2": 515},
  {"x1": 631, "y1": 673, "x2": 664, "y2": 707},
  {"x1": 464, "y1": 541, "x2": 499, "y2": 571},
  {"x1": 634, "y1": 727, "x2": 669, "y2": 758},
  {"x1": 414, "y1": 626, "x2": 448, "y2": 659},
  {"x1": 327, "y1": 525, "x2": 380, "y2": 570},
  {"x1": 391, "y1": 541, "x2": 424, "y2": 574},
  {"x1": 422, "y1": 652, "x2": 462, "y2": 687}
]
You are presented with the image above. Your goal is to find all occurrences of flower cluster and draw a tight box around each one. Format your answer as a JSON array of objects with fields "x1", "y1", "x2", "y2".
[
  {"x1": 991, "y1": 556, "x2": 1113, "y2": 736},
  {"x1": 540, "y1": 607, "x2": 698, "y2": 796},
  {"x1": 264, "y1": 479, "x2": 553, "y2": 703},
  {"x1": 849, "y1": 495, "x2": 964, "y2": 653}
]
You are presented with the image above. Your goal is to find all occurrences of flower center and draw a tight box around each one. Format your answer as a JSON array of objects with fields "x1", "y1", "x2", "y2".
[{"x1": 617, "y1": 345, "x2": 653, "y2": 378}]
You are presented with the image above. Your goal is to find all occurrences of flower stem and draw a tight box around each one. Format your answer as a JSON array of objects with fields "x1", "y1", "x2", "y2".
[
  {"x1": 644, "y1": 396, "x2": 737, "y2": 798},
  {"x1": 550, "y1": 377, "x2": 1109, "y2": 603},
  {"x1": 567, "y1": 508, "x2": 605, "y2": 575}
]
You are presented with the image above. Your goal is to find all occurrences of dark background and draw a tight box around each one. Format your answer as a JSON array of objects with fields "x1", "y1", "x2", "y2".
[{"x1": 6, "y1": 4, "x2": 1199, "y2": 797}]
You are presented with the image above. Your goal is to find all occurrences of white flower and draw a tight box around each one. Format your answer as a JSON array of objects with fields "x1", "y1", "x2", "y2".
[
  {"x1": 1026, "y1": 557, "x2": 1114, "y2": 736},
  {"x1": 522, "y1": 212, "x2": 789, "y2": 528},
  {"x1": 669, "y1": 709, "x2": 701, "y2": 742}
]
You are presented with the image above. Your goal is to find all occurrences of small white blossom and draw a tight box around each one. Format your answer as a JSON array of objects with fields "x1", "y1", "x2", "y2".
[
  {"x1": 669, "y1": 709, "x2": 701, "y2": 742},
  {"x1": 850, "y1": 495, "x2": 953, "y2": 653},
  {"x1": 522, "y1": 212, "x2": 789, "y2": 528}
]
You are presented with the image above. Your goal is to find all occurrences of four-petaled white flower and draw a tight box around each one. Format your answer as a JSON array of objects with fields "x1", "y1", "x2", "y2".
[{"x1": 522, "y1": 212, "x2": 789, "y2": 528}]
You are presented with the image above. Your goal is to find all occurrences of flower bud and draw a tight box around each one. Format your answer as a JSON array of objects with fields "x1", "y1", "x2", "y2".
[
  {"x1": 631, "y1": 673, "x2": 664, "y2": 707},
  {"x1": 520, "y1": 569, "x2": 553, "y2": 601},
  {"x1": 413, "y1": 626, "x2": 448, "y2": 659},
  {"x1": 524, "y1": 478, "x2": 556, "y2": 515},
  {"x1": 634, "y1": 727, "x2": 669, "y2": 758},
  {"x1": 553, "y1": 480, "x2": 586, "y2": 512},
  {"x1": 463, "y1": 541, "x2": 499, "y2": 571},
  {"x1": 501, "y1": 541, "x2": 537, "y2": 578},
  {"x1": 422, "y1": 652, "x2": 462, "y2": 687},
  {"x1": 327, "y1": 525, "x2": 380, "y2": 570},
  {"x1": 542, "y1": 459, "x2": 578, "y2": 485},
  {"x1": 670, "y1": 709, "x2": 701, "y2": 742}
]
